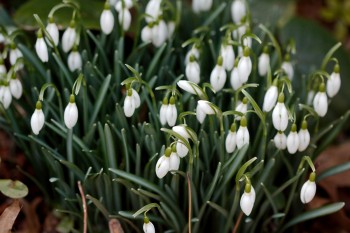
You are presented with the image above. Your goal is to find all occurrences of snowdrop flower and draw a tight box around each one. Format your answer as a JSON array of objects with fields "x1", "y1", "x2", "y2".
[
  {"x1": 30, "y1": 101, "x2": 45, "y2": 135},
  {"x1": 197, "y1": 100, "x2": 216, "y2": 115},
  {"x1": 145, "y1": 0, "x2": 162, "y2": 23},
  {"x1": 231, "y1": 0, "x2": 246, "y2": 24},
  {"x1": 124, "y1": 89, "x2": 135, "y2": 117},
  {"x1": 235, "y1": 97, "x2": 248, "y2": 120},
  {"x1": 307, "y1": 90, "x2": 315, "y2": 105},
  {"x1": 237, "y1": 47, "x2": 252, "y2": 84},
  {"x1": 167, "y1": 21, "x2": 175, "y2": 39},
  {"x1": 0, "y1": 84, "x2": 12, "y2": 109},
  {"x1": 263, "y1": 80, "x2": 278, "y2": 112},
  {"x1": 313, "y1": 83, "x2": 328, "y2": 117},
  {"x1": 192, "y1": 0, "x2": 213, "y2": 13},
  {"x1": 272, "y1": 93, "x2": 289, "y2": 131},
  {"x1": 172, "y1": 125, "x2": 191, "y2": 140},
  {"x1": 300, "y1": 172, "x2": 317, "y2": 204},
  {"x1": 131, "y1": 88, "x2": 141, "y2": 108},
  {"x1": 281, "y1": 54, "x2": 294, "y2": 80},
  {"x1": 9, "y1": 76, "x2": 23, "y2": 99},
  {"x1": 230, "y1": 62, "x2": 242, "y2": 90},
  {"x1": 236, "y1": 116, "x2": 249, "y2": 149},
  {"x1": 141, "y1": 24, "x2": 153, "y2": 43},
  {"x1": 298, "y1": 120, "x2": 310, "y2": 152},
  {"x1": 159, "y1": 97, "x2": 168, "y2": 125},
  {"x1": 221, "y1": 44, "x2": 235, "y2": 71},
  {"x1": 177, "y1": 80, "x2": 204, "y2": 96},
  {"x1": 143, "y1": 217, "x2": 155, "y2": 233},
  {"x1": 46, "y1": 18, "x2": 59, "y2": 47},
  {"x1": 225, "y1": 123, "x2": 237, "y2": 153},
  {"x1": 166, "y1": 96, "x2": 177, "y2": 126},
  {"x1": 115, "y1": 0, "x2": 133, "y2": 11},
  {"x1": 155, "y1": 147, "x2": 171, "y2": 179},
  {"x1": 274, "y1": 131, "x2": 287, "y2": 150},
  {"x1": 62, "y1": 21, "x2": 77, "y2": 53},
  {"x1": 185, "y1": 46, "x2": 200, "y2": 65},
  {"x1": 152, "y1": 20, "x2": 168, "y2": 47},
  {"x1": 176, "y1": 141, "x2": 189, "y2": 158},
  {"x1": 35, "y1": 30, "x2": 49, "y2": 62},
  {"x1": 326, "y1": 64, "x2": 341, "y2": 98},
  {"x1": 258, "y1": 47, "x2": 270, "y2": 76},
  {"x1": 9, "y1": 44, "x2": 23, "y2": 66},
  {"x1": 169, "y1": 146, "x2": 180, "y2": 173},
  {"x1": 67, "y1": 47, "x2": 82, "y2": 72},
  {"x1": 64, "y1": 94, "x2": 78, "y2": 129},
  {"x1": 196, "y1": 103, "x2": 206, "y2": 124},
  {"x1": 240, "y1": 183, "x2": 255, "y2": 216},
  {"x1": 118, "y1": 8, "x2": 131, "y2": 31},
  {"x1": 287, "y1": 123, "x2": 299, "y2": 154},
  {"x1": 210, "y1": 56, "x2": 227, "y2": 92},
  {"x1": 100, "y1": 2, "x2": 115, "y2": 35},
  {"x1": 186, "y1": 55, "x2": 200, "y2": 84}
]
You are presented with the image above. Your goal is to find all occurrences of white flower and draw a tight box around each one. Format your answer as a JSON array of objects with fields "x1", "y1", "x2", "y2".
[
  {"x1": 185, "y1": 46, "x2": 200, "y2": 65},
  {"x1": 155, "y1": 147, "x2": 171, "y2": 179},
  {"x1": 167, "y1": 21, "x2": 175, "y2": 39},
  {"x1": 196, "y1": 103, "x2": 206, "y2": 124},
  {"x1": 313, "y1": 83, "x2": 328, "y2": 117},
  {"x1": 274, "y1": 131, "x2": 287, "y2": 150},
  {"x1": 131, "y1": 88, "x2": 140, "y2": 108},
  {"x1": 300, "y1": 173, "x2": 316, "y2": 204},
  {"x1": 197, "y1": 100, "x2": 216, "y2": 115},
  {"x1": 45, "y1": 20, "x2": 59, "y2": 47},
  {"x1": 232, "y1": 24, "x2": 246, "y2": 41},
  {"x1": 159, "y1": 98, "x2": 168, "y2": 125},
  {"x1": 62, "y1": 22, "x2": 76, "y2": 53},
  {"x1": 210, "y1": 57, "x2": 226, "y2": 92},
  {"x1": 272, "y1": 94, "x2": 289, "y2": 131},
  {"x1": 186, "y1": 57, "x2": 200, "y2": 84},
  {"x1": 35, "y1": 35, "x2": 48, "y2": 62},
  {"x1": 143, "y1": 218, "x2": 155, "y2": 233},
  {"x1": 177, "y1": 80, "x2": 204, "y2": 96},
  {"x1": 169, "y1": 150, "x2": 180, "y2": 172},
  {"x1": 240, "y1": 184, "x2": 255, "y2": 216},
  {"x1": 237, "y1": 48, "x2": 252, "y2": 84},
  {"x1": 199, "y1": 0, "x2": 213, "y2": 11},
  {"x1": 307, "y1": 90, "x2": 315, "y2": 105},
  {"x1": 298, "y1": 120, "x2": 310, "y2": 152},
  {"x1": 115, "y1": 0, "x2": 133, "y2": 11},
  {"x1": 30, "y1": 101, "x2": 45, "y2": 135},
  {"x1": 231, "y1": 0, "x2": 246, "y2": 24},
  {"x1": 281, "y1": 58, "x2": 294, "y2": 80},
  {"x1": 258, "y1": 51, "x2": 270, "y2": 76},
  {"x1": 326, "y1": 66, "x2": 341, "y2": 98},
  {"x1": 141, "y1": 25, "x2": 153, "y2": 43},
  {"x1": 221, "y1": 44, "x2": 235, "y2": 71},
  {"x1": 9, "y1": 78, "x2": 22, "y2": 99},
  {"x1": 263, "y1": 84, "x2": 278, "y2": 112},
  {"x1": 230, "y1": 66, "x2": 242, "y2": 90},
  {"x1": 118, "y1": 8, "x2": 131, "y2": 31},
  {"x1": 123, "y1": 90, "x2": 135, "y2": 117},
  {"x1": 225, "y1": 124, "x2": 237, "y2": 153},
  {"x1": 67, "y1": 49, "x2": 82, "y2": 72},
  {"x1": 176, "y1": 141, "x2": 188, "y2": 158},
  {"x1": 235, "y1": 98, "x2": 248, "y2": 120},
  {"x1": 9, "y1": 46, "x2": 23, "y2": 66},
  {"x1": 100, "y1": 4, "x2": 115, "y2": 35},
  {"x1": 0, "y1": 85, "x2": 12, "y2": 109},
  {"x1": 287, "y1": 124, "x2": 299, "y2": 154},
  {"x1": 64, "y1": 95, "x2": 79, "y2": 129},
  {"x1": 166, "y1": 96, "x2": 177, "y2": 126},
  {"x1": 172, "y1": 125, "x2": 191, "y2": 140},
  {"x1": 152, "y1": 20, "x2": 168, "y2": 47},
  {"x1": 236, "y1": 116, "x2": 249, "y2": 149},
  {"x1": 145, "y1": 0, "x2": 162, "y2": 23}
]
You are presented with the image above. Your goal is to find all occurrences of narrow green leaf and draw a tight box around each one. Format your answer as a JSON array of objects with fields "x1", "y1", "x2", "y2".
[
  {"x1": 86, "y1": 194, "x2": 110, "y2": 220},
  {"x1": 241, "y1": 89, "x2": 265, "y2": 124},
  {"x1": 202, "y1": 2, "x2": 227, "y2": 26},
  {"x1": 317, "y1": 161, "x2": 350, "y2": 181},
  {"x1": 132, "y1": 203, "x2": 161, "y2": 218},
  {"x1": 207, "y1": 201, "x2": 228, "y2": 218},
  {"x1": 236, "y1": 157, "x2": 257, "y2": 184},
  {"x1": 146, "y1": 43, "x2": 167, "y2": 79}
]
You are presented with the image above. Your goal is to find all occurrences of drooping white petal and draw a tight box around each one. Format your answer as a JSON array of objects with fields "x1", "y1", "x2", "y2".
[
  {"x1": 123, "y1": 95, "x2": 135, "y2": 117},
  {"x1": 221, "y1": 45, "x2": 235, "y2": 71},
  {"x1": 298, "y1": 129, "x2": 310, "y2": 152},
  {"x1": 287, "y1": 131, "x2": 299, "y2": 154},
  {"x1": 240, "y1": 186, "x2": 256, "y2": 216},
  {"x1": 272, "y1": 102, "x2": 289, "y2": 131},
  {"x1": 258, "y1": 53, "x2": 270, "y2": 76},
  {"x1": 185, "y1": 47, "x2": 200, "y2": 65},
  {"x1": 1, "y1": 86, "x2": 12, "y2": 109},
  {"x1": 198, "y1": 0, "x2": 212, "y2": 12},
  {"x1": 236, "y1": 126, "x2": 249, "y2": 149},
  {"x1": 186, "y1": 61, "x2": 200, "y2": 84},
  {"x1": 9, "y1": 48, "x2": 23, "y2": 66},
  {"x1": 176, "y1": 141, "x2": 189, "y2": 158},
  {"x1": 235, "y1": 101, "x2": 247, "y2": 120},
  {"x1": 274, "y1": 132, "x2": 287, "y2": 150},
  {"x1": 169, "y1": 152, "x2": 180, "y2": 172},
  {"x1": 152, "y1": 20, "x2": 168, "y2": 47},
  {"x1": 67, "y1": 51, "x2": 82, "y2": 72},
  {"x1": 145, "y1": 0, "x2": 162, "y2": 22},
  {"x1": 131, "y1": 88, "x2": 140, "y2": 108},
  {"x1": 172, "y1": 125, "x2": 191, "y2": 140},
  {"x1": 225, "y1": 131, "x2": 237, "y2": 153},
  {"x1": 35, "y1": 37, "x2": 48, "y2": 62},
  {"x1": 31, "y1": 108, "x2": 45, "y2": 135},
  {"x1": 46, "y1": 22, "x2": 59, "y2": 47},
  {"x1": 64, "y1": 102, "x2": 78, "y2": 129},
  {"x1": 230, "y1": 67, "x2": 242, "y2": 90},
  {"x1": 159, "y1": 104, "x2": 168, "y2": 125},
  {"x1": 166, "y1": 104, "x2": 177, "y2": 126},
  {"x1": 100, "y1": 9, "x2": 115, "y2": 34},
  {"x1": 197, "y1": 100, "x2": 216, "y2": 115},
  {"x1": 263, "y1": 85, "x2": 278, "y2": 112},
  {"x1": 281, "y1": 61, "x2": 294, "y2": 80},
  {"x1": 9, "y1": 79, "x2": 22, "y2": 99},
  {"x1": 196, "y1": 103, "x2": 206, "y2": 124},
  {"x1": 231, "y1": 0, "x2": 246, "y2": 24},
  {"x1": 155, "y1": 155, "x2": 170, "y2": 179},
  {"x1": 313, "y1": 92, "x2": 328, "y2": 117},
  {"x1": 118, "y1": 8, "x2": 131, "y2": 31},
  {"x1": 326, "y1": 72, "x2": 341, "y2": 98},
  {"x1": 141, "y1": 26, "x2": 153, "y2": 43},
  {"x1": 143, "y1": 221, "x2": 155, "y2": 233},
  {"x1": 177, "y1": 80, "x2": 203, "y2": 96},
  {"x1": 115, "y1": 0, "x2": 133, "y2": 11},
  {"x1": 237, "y1": 56, "x2": 252, "y2": 84},
  {"x1": 300, "y1": 180, "x2": 316, "y2": 204},
  {"x1": 210, "y1": 65, "x2": 227, "y2": 92},
  {"x1": 62, "y1": 27, "x2": 76, "y2": 53}
]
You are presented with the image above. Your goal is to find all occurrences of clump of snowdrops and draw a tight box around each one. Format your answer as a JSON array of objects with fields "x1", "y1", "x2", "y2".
[{"x1": 0, "y1": 0, "x2": 348, "y2": 232}]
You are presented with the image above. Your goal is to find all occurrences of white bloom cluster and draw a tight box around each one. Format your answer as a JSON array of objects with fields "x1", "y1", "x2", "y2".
[{"x1": 159, "y1": 96, "x2": 177, "y2": 126}]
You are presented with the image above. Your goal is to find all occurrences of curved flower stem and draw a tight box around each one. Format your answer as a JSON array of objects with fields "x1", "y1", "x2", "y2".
[
  {"x1": 232, "y1": 212, "x2": 244, "y2": 233},
  {"x1": 187, "y1": 172, "x2": 192, "y2": 233}
]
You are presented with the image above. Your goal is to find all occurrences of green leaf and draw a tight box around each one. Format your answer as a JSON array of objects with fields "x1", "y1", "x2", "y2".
[
  {"x1": 283, "y1": 202, "x2": 344, "y2": 230},
  {"x1": 235, "y1": 157, "x2": 257, "y2": 184},
  {"x1": 317, "y1": 161, "x2": 350, "y2": 181},
  {"x1": 86, "y1": 194, "x2": 110, "y2": 220},
  {"x1": 202, "y1": 2, "x2": 227, "y2": 26},
  {"x1": 145, "y1": 43, "x2": 167, "y2": 80},
  {"x1": 0, "y1": 179, "x2": 28, "y2": 198},
  {"x1": 132, "y1": 203, "x2": 161, "y2": 218}
]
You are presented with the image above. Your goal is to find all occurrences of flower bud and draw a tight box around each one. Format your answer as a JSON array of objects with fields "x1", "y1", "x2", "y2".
[
  {"x1": 9, "y1": 45, "x2": 23, "y2": 66},
  {"x1": 258, "y1": 49, "x2": 270, "y2": 76},
  {"x1": 131, "y1": 88, "x2": 141, "y2": 108},
  {"x1": 197, "y1": 100, "x2": 216, "y2": 115},
  {"x1": 225, "y1": 124, "x2": 237, "y2": 153},
  {"x1": 9, "y1": 77, "x2": 23, "y2": 99},
  {"x1": 326, "y1": 64, "x2": 341, "y2": 98},
  {"x1": 176, "y1": 141, "x2": 189, "y2": 158},
  {"x1": 155, "y1": 147, "x2": 171, "y2": 179},
  {"x1": 172, "y1": 125, "x2": 191, "y2": 140},
  {"x1": 46, "y1": 19, "x2": 59, "y2": 47},
  {"x1": 169, "y1": 147, "x2": 180, "y2": 173},
  {"x1": 313, "y1": 83, "x2": 328, "y2": 117},
  {"x1": 210, "y1": 56, "x2": 227, "y2": 92},
  {"x1": 166, "y1": 96, "x2": 177, "y2": 126},
  {"x1": 240, "y1": 184, "x2": 255, "y2": 216},
  {"x1": 196, "y1": 103, "x2": 206, "y2": 124},
  {"x1": 274, "y1": 131, "x2": 287, "y2": 150},
  {"x1": 152, "y1": 20, "x2": 168, "y2": 47},
  {"x1": 236, "y1": 116, "x2": 249, "y2": 149},
  {"x1": 64, "y1": 95, "x2": 78, "y2": 129},
  {"x1": 231, "y1": 0, "x2": 246, "y2": 24},
  {"x1": 35, "y1": 36, "x2": 49, "y2": 62},
  {"x1": 185, "y1": 57, "x2": 200, "y2": 84},
  {"x1": 300, "y1": 172, "x2": 316, "y2": 204},
  {"x1": 159, "y1": 98, "x2": 168, "y2": 125},
  {"x1": 177, "y1": 80, "x2": 203, "y2": 96},
  {"x1": 237, "y1": 48, "x2": 252, "y2": 84},
  {"x1": 67, "y1": 48, "x2": 82, "y2": 72},
  {"x1": 100, "y1": 6, "x2": 115, "y2": 35},
  {"x1": 141, "y1": 25, "x2": 153, "y2": 43},
  {"x1": 118, "y1": 8, "x2": 131, "y2": 31},
  {"x1": 0, "y1": 84, "x2": 12, "y2": 109},
  {"x1": 31, "y1": 101, "x2": 45, "y2": 135},
  {"x1": 124, "y1": 89, "x2": 135, "y2": 117},
  {"x1": 298, "y1": 120, "x2": 310, "y2": 152},
  {"x1": 145, "y1": 0, "x2": 162, "y2": 23},
  {"x1": 272, "y1": 93, "x2": 288, "y2": 131},
  {"x1": 281, "y1": 55, "x2": 293, "y2": 80},
  {"x1": 62, "y1": 21, "x2": 76, "y2": 52},
  {"x1": 235, "y1": 97, "x2": 248, "y2": 120},
  {"x1": 143, "y1": 217, "x2": 155, "y2": 233},
  {"x1": 221, "y1": 45, "x2": 235, "y2": 71},
  {"x1": 230, "y1": 66, "x2": 242, "y2": 91},
  {"x1": 287, "y1": 124, "x2": 299, "y2": 154},
  {"x1": 263, "y1": 84, "x2": 278, "y2": 112}
]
